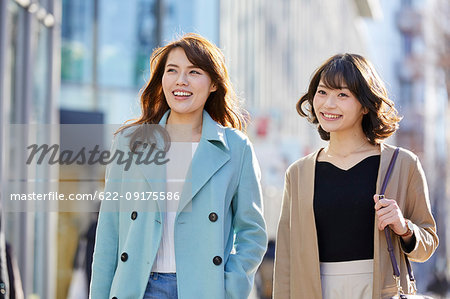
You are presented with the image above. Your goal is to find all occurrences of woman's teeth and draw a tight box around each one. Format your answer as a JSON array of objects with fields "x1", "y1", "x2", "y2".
[
  {"x1": 173, "y1": 91, "x2": 192, "y2": 96},
  {"x1": 323, "y1": 113, "x2": 340, "y2": 119}
]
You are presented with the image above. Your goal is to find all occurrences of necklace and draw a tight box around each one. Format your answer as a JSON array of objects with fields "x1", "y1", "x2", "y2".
[{"x1": 326, "y1": 139, "x2": 370, "y2": 158}]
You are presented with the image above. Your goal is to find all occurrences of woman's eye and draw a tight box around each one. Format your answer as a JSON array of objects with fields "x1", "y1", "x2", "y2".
[
  {"x1": 166, "y1": 68, "x2": 176, "y2": 73},
  {"x1": 338, "y1": 93, "x2": 349, "y2": 97},
  {"x1": 317, "y1": 90, "x2": 326, "y2": 95},
  {"x1": 190, "y1": 70, "x2": 201, "y2": 74}
]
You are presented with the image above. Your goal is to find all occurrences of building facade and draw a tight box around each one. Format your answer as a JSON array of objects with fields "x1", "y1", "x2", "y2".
[{"x1": 1, "y1": 0, "x2": 60, "y2": 298}]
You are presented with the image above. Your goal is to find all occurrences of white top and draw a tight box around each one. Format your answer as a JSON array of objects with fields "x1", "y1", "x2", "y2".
[{"x1": 152, "y1": 142, "x2": 199, "y2": 273}]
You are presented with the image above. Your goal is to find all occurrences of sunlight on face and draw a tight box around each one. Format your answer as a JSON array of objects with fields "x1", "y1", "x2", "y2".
[
  {"x1": 313, "y1": 80, "x2": 366, "y2": 136},
  {"x1": 162, "y1": 47, "x2": 217, "y2": 123}
]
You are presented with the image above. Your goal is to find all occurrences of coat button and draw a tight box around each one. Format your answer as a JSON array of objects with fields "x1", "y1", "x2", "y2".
[
  {"x1": 131, "y1": 211, "x2": 138, "y2": 220},
  {"x1": 112, "y1": 297, "x2": 117, "y2": 299},
  {"x1": 208, "y1": 212, "x2": 218, "y2": 222},
  {"x1": 213, "y1": 256, "x2": 222, "y2": 266},
  {"x1": 121, "y1": 252, "x2": 128, "y2": 262}
]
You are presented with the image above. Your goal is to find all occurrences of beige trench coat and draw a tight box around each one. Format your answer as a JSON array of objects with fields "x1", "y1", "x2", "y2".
[{"x1": 273, "y1": 143, "x2": 438, "y2": 299}]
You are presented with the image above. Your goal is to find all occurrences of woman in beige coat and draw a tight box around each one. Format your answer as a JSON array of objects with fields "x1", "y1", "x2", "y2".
[{"x1": 273, "y1": 54, "x2": 438, "y2": 299}]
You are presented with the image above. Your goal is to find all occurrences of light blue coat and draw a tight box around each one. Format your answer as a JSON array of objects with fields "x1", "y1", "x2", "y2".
[{"x1": 90, "y1": 110, "x2": 267, "y2": 299}]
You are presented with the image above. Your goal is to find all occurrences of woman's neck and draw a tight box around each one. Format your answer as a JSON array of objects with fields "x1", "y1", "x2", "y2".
[
  {"x1": 326, "y1": 128, "x2": 373, "y2": 158},
  {"x1": 318, "y1": 127, "x2": 380, "y2": 170},
  {"x1": 166, "y1": 112, "x2": 203, "y2": 142}
]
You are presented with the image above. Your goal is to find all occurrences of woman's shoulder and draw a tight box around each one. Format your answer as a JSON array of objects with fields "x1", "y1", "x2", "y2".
[
  {"x1": 113, "y1": 125, "x2": 139, "y2": 140},
  {"x1": 109, "y1": 125, "x2": 168, "y2": 154},
  {"x1": 223, "y1": 127, "x2": 252, "y2": 148},
  {"x1": 382, "y1": 143, "x2": 419, "y2": 164},
  {"x1": 109, "y1": 126, "x2": 137, "y2": 149}
]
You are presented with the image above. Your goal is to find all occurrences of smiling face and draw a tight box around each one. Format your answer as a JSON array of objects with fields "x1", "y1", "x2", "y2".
[
  {"x1": 313, "y1": 79, "x2": 367, "y2": 136},
  {"x1": 162, "y1": 47, "x2": 217, "y2": 123}
]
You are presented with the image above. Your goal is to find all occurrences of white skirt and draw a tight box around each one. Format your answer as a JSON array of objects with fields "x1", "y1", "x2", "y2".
[{"x1": 320, "y1": 259, "x2": 373, "y2": 299}]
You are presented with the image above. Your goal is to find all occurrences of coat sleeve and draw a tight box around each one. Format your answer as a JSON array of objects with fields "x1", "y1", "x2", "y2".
[
  {"x1": 401, "y1": 155, "x2": 439, "y2": 262},
  {"x1": 224, "y1": 142, "x2": 268, "y2": 299},
  {"x1": 89, "y1": 136, "x2": 122, "y2": 299},
  {"x1": 273, "y1": 170, "x2": 291, "y2": 299}
]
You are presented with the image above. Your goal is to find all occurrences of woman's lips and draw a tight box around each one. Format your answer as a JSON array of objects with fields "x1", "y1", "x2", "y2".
[
  {"x1": 172, "y1": 90, "x2": 193, "y2": 99},
  {"x1": 320, "y1": 112, "x2": 342, "y2": 120}
]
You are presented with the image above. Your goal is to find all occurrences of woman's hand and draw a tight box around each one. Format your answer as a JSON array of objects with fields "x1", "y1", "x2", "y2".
[{"x1": 373, "y1": 194, "x2": 408, "y2": 235}]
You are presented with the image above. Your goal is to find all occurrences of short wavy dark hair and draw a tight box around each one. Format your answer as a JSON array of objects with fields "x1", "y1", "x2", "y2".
[{"x1": 297, "y1": 53, "x2": 401, "y2": 145}]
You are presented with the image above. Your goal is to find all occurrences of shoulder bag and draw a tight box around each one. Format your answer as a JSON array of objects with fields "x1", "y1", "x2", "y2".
[{"x1": 380, "y1": 147, "x2": 433, "y2": 299}]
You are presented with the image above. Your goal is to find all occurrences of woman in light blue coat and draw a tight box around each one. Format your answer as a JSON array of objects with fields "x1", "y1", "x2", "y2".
[{"x1": 90, "y1": 33, "x2": 267, "y2": 299}]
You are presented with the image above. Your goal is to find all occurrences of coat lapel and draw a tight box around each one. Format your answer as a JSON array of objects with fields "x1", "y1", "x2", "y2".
[
  {"x1": 298, "y1": 149, "x2": 323, "y2": 296},
  {"x1": 133, "y1": 111, "x2": 172, "y2": 214},
  {"x1": 177, "y1": 111, "x2": 230, "y2": 213},
  {"x1": 134, "y1": 110, "x2": 230, "y2": 214}
]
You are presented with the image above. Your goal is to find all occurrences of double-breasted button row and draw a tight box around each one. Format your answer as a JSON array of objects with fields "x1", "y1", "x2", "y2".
[
  {"x1": 121, "y1": 252, "x2": 128, "y2": 262},
  {"x1": 213, "y1": 256, "x2": 222, "y2": 265},
  {"x1": 209, "y1": 212, "x2": 218, "y2": 222},
  {"x1": 131, "y1": 211, "x2": 138, "y2": 220}
]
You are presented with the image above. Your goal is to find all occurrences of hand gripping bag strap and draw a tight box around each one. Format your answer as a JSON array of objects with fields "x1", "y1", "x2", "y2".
[
  {"x1": 380, "y1": 147, "x2": 401, "y2": 277},
  {"x1": 380, "y1": 148, "x2": 421, "y2": 297}
]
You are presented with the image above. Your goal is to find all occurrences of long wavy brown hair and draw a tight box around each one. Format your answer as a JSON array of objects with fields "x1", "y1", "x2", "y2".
[
  {"x1": 297, "y1": 53, "x2": 401, "y2": 145},
  {"x1": 118, "y1": 33, "x2": 245, "y2": 133}
]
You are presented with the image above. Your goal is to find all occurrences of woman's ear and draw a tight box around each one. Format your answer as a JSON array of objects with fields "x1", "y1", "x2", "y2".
[
  {"x1": 363, "y1": 107, "x2": 369, "y2": 115},
  {"x1": 210, "y1": 83, "x2": 217, "y2": 92}
]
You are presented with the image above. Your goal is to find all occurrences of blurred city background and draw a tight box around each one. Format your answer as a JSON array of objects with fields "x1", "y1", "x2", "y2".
[{"x1": 1, "y1": 0, "x2": 449, "y2": 298}]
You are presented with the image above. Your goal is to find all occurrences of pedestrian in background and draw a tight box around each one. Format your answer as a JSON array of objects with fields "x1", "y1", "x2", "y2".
[
  {"x1": 273, "y1": 53, "x2": 438, "y2": 299},
  {"x1": 90, "y1": 33, "x2": 267, "y2": 299}
]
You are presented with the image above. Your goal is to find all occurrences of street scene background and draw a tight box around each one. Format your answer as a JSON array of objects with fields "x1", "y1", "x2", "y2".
[{"x1": 0, "y1": 0, "x2": 449, "y2": 298}]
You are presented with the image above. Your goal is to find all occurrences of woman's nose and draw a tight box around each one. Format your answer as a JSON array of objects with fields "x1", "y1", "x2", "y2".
[
  {"x1": 324, "y1": 95, "x2": 337, "y2": 108},
  {"x1": 176, "y1": 72, "x2": 188, "y2": 85}
]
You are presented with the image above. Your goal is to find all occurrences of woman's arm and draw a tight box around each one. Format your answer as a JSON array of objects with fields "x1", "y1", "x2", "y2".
[
  {"x1": 374, "y1": 154, "x2": 439, "y2": 261},
  {"x1": 402, "y1": 156, "x2": 439, "y2": 261},
  {"x1": 225, "y1": 142, "x2": 268, "y2": 299}
]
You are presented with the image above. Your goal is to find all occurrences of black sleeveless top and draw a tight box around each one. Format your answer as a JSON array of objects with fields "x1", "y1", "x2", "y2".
[{"x1": 313, "y1": 155, "x2": 380, "y2": 262}]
